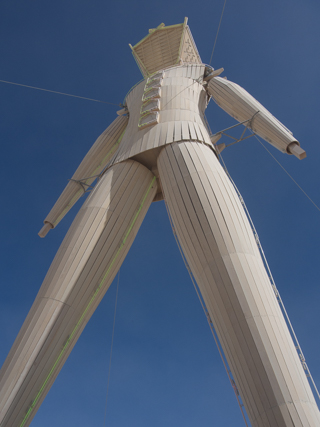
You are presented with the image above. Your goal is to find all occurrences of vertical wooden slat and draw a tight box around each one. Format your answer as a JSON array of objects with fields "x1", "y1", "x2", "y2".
[
  {"x1": 111, "y1": 65, "x2": 212, "y2": 166},
  {"x1": 0, "y1": 160, "x2": 156, "y2": 427},
  {"x1": 158, "y1": 141, "x2": 320, "y2": 427}
]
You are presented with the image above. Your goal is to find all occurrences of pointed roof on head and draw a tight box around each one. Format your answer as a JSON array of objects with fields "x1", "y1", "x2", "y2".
[{"x1": 129, "y1": 17, "x2": 202, "y2": 78}]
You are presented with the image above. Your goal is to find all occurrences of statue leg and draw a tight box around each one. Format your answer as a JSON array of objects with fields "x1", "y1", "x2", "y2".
[
  {"x1": 157, "y1": 141, "x2": 320, "y2": 427},
  {"x1": 0, "y1": 159, "x2": 157, "y2": 427}
]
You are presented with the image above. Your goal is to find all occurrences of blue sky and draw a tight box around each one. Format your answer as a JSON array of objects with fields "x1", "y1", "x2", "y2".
[{"x1": 1, "y1": 1, "x2": 320, "y2": 426}]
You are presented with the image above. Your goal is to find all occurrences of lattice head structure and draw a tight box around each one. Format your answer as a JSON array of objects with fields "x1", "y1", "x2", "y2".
[{"x1": 129, "y1": 17, "x2": 202, "y2": 78}]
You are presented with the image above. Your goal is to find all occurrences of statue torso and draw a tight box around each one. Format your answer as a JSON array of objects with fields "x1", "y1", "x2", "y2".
[{"x1": 111, "y1": 64, "x2": 214, "y2": 166}]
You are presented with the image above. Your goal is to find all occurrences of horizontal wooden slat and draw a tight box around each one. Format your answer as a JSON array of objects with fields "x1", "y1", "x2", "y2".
[{"x1": 111, "y1": 65, "x2": 212, "y2": 166}]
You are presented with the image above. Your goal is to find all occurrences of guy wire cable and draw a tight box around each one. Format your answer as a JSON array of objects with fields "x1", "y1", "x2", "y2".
[
  {"x1": 254, "y1": 134, "x2": 320, "y2": 213},
  {"x1": 159, "y1": 179, "x2": 250, "y2": 427},
  {"x1": 0, "y1": 79, "x2": 120, "y2": 106},
  {"x1": 209, "y1": 0, "x2": 227, "y2": 65},
  {"x1": 217, "y1": 149, "x2": 320, "y2": 404}
]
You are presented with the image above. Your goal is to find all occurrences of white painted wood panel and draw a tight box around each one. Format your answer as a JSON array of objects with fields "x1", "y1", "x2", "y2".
[
  {"x1": 157, "y1": 141, "x2": 320, "y2": 427},
  {"x1": 207, "y1": 77, "x2": 303, "y2": 156},
  {"x1": 41, "y1": 115, "x2": 128, "y2": 233},
  {"x1": 110, "y1": 65, "x2": 213, "y2": 166},
  {"x1": 0, "y1": 160, "x2": 156, "y2": 427}
]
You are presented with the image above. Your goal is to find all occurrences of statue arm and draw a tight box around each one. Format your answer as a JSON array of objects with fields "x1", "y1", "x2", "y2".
[
  {"x1": 38, "y1": 114, "x2": 128, "y2": 237},
  {"x1": 206, "y1": 76, "x2": 306, "y2": 159}
]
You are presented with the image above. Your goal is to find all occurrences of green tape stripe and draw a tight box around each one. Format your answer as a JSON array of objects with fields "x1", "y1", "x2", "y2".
[
  {"x1": 19, "y1": 175, "x2": 156, "y2": 427},
  {"x1": 90, "y1": 124, "x2": 128, "y2": 179}
]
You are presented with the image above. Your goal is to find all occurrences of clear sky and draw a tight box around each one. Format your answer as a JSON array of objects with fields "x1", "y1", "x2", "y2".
[{"x1": 1, "y1": 1, "x2": 320, "y2": 426}]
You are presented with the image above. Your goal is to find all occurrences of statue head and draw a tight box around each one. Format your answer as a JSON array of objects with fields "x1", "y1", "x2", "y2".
[{"x1": 129, "y1": 17, "x2": 202, "y2": 78}]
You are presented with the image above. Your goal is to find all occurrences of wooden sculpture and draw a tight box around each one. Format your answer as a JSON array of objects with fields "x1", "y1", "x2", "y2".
[{"x1": 0, "y1": 18, "x2": 319, "y2": 427}]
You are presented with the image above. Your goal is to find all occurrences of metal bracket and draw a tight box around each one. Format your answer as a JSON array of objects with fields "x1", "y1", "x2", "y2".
[
  {"x1": 211, "y1": 111, "x2": 260, "y2": 152},
  {"x1": 68, "y1": 175, "x2": 101, "y2": 193}
]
